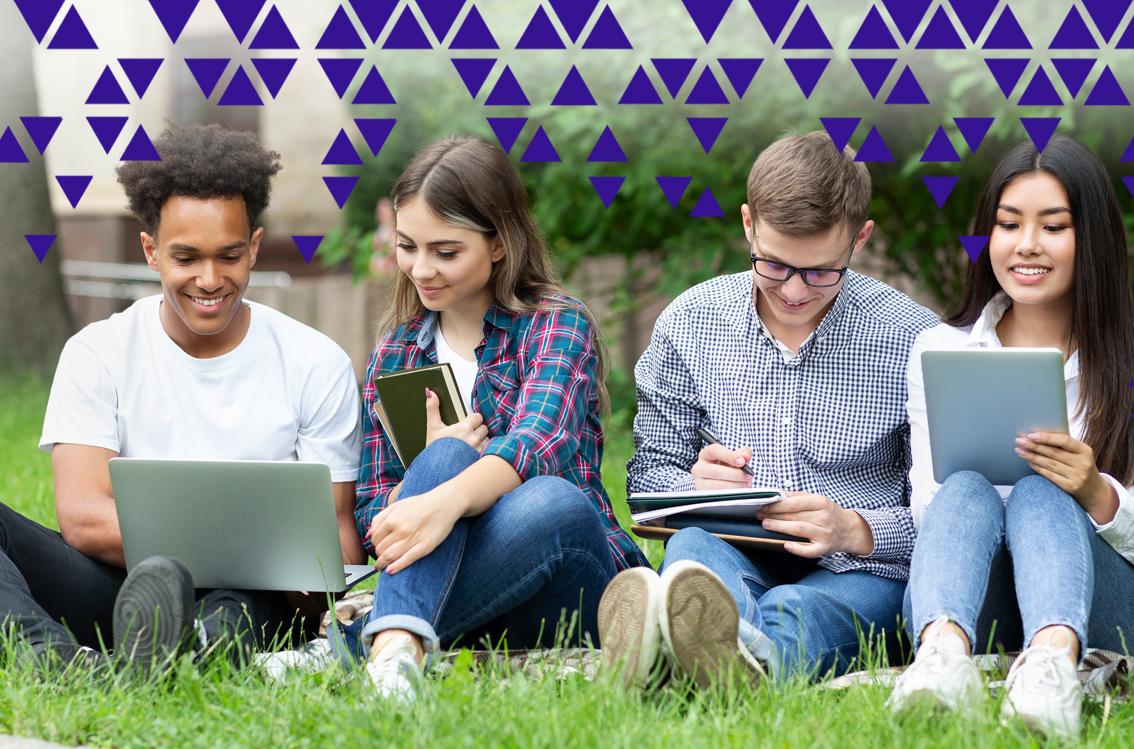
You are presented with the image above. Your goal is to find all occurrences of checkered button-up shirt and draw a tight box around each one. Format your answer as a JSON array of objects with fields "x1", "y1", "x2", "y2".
[
  {"x1": 356, "y1": 298, "x2": 649, "y2": 571},
  {"x1": 628, "y1": 270, "x2": 939, "y2": 580}
]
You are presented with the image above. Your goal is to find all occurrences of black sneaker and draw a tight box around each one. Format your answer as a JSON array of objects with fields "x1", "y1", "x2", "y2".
[
  {"x1": 16, "y1": 640, "x2": 112, "y2": 677},
  {"x1": 113, "y1": 556, "x2": 196, "y2": 673}
]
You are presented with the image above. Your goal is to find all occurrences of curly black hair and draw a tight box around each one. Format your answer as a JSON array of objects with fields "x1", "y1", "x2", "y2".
[{"x1": 116, "y1": 122, "x2": 282, "y2": 236}]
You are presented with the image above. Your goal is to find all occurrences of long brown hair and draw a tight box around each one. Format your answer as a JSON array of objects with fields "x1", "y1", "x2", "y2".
[
  {"x1": 947, "y1": 135, "x2": 1134, "y2": 484},
  {"x1": 379, "y1": 134, "x2": 611, "y2": 416}
]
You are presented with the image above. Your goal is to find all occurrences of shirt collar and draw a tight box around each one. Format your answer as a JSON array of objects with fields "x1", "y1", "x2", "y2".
[
  {"x1": 401, "y1": 302, "x2": 519, "y2": 349},
  {"x1": 965, "y1": 290, "x2": 1079, "y2": 378},
  {"x1": 749, "y1": 270, "x2": 856, "y2": 359}
]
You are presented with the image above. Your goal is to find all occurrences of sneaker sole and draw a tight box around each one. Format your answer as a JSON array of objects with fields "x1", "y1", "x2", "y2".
[
  {"x1": 597, "y1": 568, "x2": 661, "y2": 689},
  {"x1": 113, "y1": 556, "x2": 195, "y2": 673},
  {"x1": 662, "y1": 565, "x2": 744, "y2": 690}
]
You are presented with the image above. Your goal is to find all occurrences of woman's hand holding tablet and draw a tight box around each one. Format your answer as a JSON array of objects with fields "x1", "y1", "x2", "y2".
[{"x1": 1015, "y1": 431, "x2": 1120, "y2": 525}]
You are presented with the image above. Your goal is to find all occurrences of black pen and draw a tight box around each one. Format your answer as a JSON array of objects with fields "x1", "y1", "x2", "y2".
[{"x1": 695, "y1": 426, "x2": 756, "y2": 477}]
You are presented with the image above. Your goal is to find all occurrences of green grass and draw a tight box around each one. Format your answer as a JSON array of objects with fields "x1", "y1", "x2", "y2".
[{"x1": 2, "y1": 373, "x2": 1133, "y2": 748}]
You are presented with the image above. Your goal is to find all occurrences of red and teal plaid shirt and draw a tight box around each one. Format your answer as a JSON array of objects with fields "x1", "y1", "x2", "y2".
[{"x1": 355, "y1": 297, "x2": 648, "y2": 571}]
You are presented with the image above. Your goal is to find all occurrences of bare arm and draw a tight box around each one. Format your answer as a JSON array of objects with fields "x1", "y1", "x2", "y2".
[
  {"x1": 51, "y1": 443, "x2": 124, "y2": 567},
  {"x1": 334, "y1": 481, "x2": 365, "y2": 565}
]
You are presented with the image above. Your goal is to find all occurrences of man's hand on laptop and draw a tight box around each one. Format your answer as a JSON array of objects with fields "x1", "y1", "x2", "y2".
[
  {"x1": 691, "y1": 444, "x2": 755, "y2": 490},
  {"x1": 755, "y1": 493, "x2": 875, "y2": 558}
]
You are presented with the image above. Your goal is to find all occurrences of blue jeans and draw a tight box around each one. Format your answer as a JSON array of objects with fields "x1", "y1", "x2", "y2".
[
  {"x1": 660, "y1": 527, "x2": 906, "y2": 678},
  {"x1": 907, "y1": 471, "x2": 1134, "y2": 658},
  {"x1": 361, "y1": 438, "x2": 618, "y2": 669}
]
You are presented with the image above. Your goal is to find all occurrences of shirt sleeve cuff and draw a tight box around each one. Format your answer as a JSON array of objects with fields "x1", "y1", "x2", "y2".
[
  {"x1": 1093, "y1": 475, "x2": 1134, "y2": 564},
  {"x1": 482, "y1": 435, "x2": 540, "y2": 481},
  {"x1": 854, "y1": 508, "x2": 915, "y2": 564},
  {"x1": 1090, "y1": 474, "x2": 1130, "y2": 531}
]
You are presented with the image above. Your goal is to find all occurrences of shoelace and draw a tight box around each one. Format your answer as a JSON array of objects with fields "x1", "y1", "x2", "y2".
[{"x1": 1006, "y1": 646, "x2": 1072, "y2": 696}]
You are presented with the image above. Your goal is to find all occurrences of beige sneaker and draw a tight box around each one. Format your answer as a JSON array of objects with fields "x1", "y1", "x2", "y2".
[
  {"x1": 886, "y1": 617, "x2": 984, "y2": 716},
  {"x1": 365, "y1": 634, "x2": 424, "y2": 706},
  {"x1": 598, "y1": 567, "x2": 666, "y2": 689},
  {"x1": 1000, "y1": 643, "x2": 1083, "y2": 740}
]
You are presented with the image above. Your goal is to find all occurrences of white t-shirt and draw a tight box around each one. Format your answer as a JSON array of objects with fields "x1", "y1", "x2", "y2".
[
  {"x1": 432, "y1": 325, "x2": 478, "y2": 414},
  {"x1": 40, "y1": 295, "x2": 362, "y2": 482}
]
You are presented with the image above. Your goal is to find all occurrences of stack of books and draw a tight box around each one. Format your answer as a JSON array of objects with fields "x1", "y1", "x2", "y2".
[{"x1": 628, "y1": 487, "x2": 808, "y2": 551}]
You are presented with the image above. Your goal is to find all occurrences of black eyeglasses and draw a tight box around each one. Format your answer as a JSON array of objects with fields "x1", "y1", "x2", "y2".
[{"x1": 749, "y1": 234, "x2": 856, "y2": 288}]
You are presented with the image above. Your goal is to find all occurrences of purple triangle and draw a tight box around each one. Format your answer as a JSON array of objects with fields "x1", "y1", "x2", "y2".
[
  {"x1": 587, "y1": 127, "x2": 627, "y2": 162},
  {"x1": 353, "y1": 66, "x2": 397, "y2": 105},
  {"x1": 916, "y1": 6, "x2": 966, "y2": 49},
  {"x1": 582, "y1": 6, "x2": 632, "y2": 49},
  {"x1": 682, "y1": 0, "x2": 732, "y2": 44},
  {"x1": 1052, "y1": 59, "x2": 1095, "y2": 99},
  {"x1": 383, "y1": 7, "x2": 432, "y2": 49},
  {"x1": 121, "y1": 126, "x2": 162, "y2": 161},
  {"x1": 452, "y1": 59, "x2": 496, "y2": 98},
  {"x1": 954, "y1": 117, "x2": 995, "y2": 153},
  {"x1": 185, "y1": 58, "x2": 230, "y2": 99},
  {"x1": 87, "y1": 67, "x2": 130, "y2": 105},
  {"x1": 25, "y1": 235, "x2": 56, "y2": 264},
  {"x1": 1082, "y1": 0, "x2": 1132, "y2": 43},
  {"x1": 47, "y1": 6, "x2": 98, "y2": 49},
  {"x1": 656, "y1": 177, "x2": 692, "y2": 209},
  {"x1": 652, "y1": 59, "x2": 697, "y2": 99},
  {"x1": 317, "y1": 5, "x2": 366, "y2": 49},
  {"x1": 520, "y1": 127, "x2": 561, "y2": 163},
  {"x1": 687, "y1": 117, "x2": 728, "y2": 153},
  {"x1": 590, "y1": 177, "x2": 625, "y2": 209},
  {"x1": 1119, "y1": 19, "x2": 1134, "y2": 48},
  {"x1": 852, "y1": 58, "x2": 897, "y2": 98},
  {"x1": 0, "y1": 128, "x2": 29, "y2": 163},
  {"x1": 318, "y1": 58, "x2": 364, "y2": 99},
  {"x1": 1085, "y1": 65, "x2": 1129, "y2": 106},
  {"x1": 349, "y1": 0, "x2": 397, "y2": 44},
  {"x1": 686, "y1": 67, "x2": 730, "y2": 105},
  {"x1": 549, "y1": 0, "x2": 600, "y2": 43},
  {"x1": 485, "y1": 66, "x2": 529, "y2": 106},
  {"x1": 849, "y1": 6, "x2": 899, "y2": 50},
  {"x1": 950, "y1": 0, "x2": 998, "y2": 44},
  {"x1": 87, "y1": 117, "x2": 128, "y2": 154},
  {"x1": 1019, "y1": 117, "x2": 1061, "y2": 152},
  {"x1": 853, "y1": 126, "x2": 894, "y2": 162},
  {"x1": 959, "y1": 235, "x2": 988, "y2": 263},
  {"x1": 56, "y1": 176, "x2": 93, "y2": 209},
  {"x1": 487, "y1": 117, "x2": 527, "y2": 152},
  {"x1": 1050, "y1": 7, "x2": 1098, "y2": 49},
  {"x1": 879, "y1": 0, "x2": 932, "y2": 43},
  {"x1": 516, "y1": 6, "x2": 565, "y2": 49},
  {"x1": 718, "y1": 59, "x2": 762, "y2": 98},
  {"x1": 355, "y1": 118, "x2": 396, "y2": 156},
  {"x1": 249, "y1": 5, "x2": 299, "y2": 49},
  {"x1": 985, "y1": 58, "x2": 1030, "y2": 98},
  {"x1": 215, "y1": 0, "x2": 266, "y2": 44},
  {"x1": 782, "y1": 6, "x2": 832, "y2": 49},
  {"x1": 923, "y1": 176, "x2": 958, "y2": 209},
  {"x1": 983, "y1": 6, "x2": 1032, "y2": 49},
  {"x1": 619, "y1": 66, "x2": 663, "y2": 104},
  {"x1": 1124, "y1": 177, "x2": 1134, "y2": 198},
  {"x1": 690, "y1": 187, "x2": 725, "y2": 217},
  {"x1": 449, "y1": 5, "x2": 499, "y2": 49},
  {"x1": 552, "y1": 66, "x2": 597, "y2": 105},
  {"x1": 324, "y1": 176, "x2": 360, "y2": 209},
  {"x1": 886, "y1": 65, "x2": 929, "y2": 104},
  {"x1": 820, "y1": 117, "x2": 860, "y2": 153},
  {"x1": 418, "y1": 0, "x2": 464, "y2": 42},
  {"x1": 747, "y1": 0, "x2": 799, "y2": 44},
  {"x1": 118, "y1": 59, "x2": 164, "y2": 98},
  {"x1": 1121, "y1": 136, "x2": 1134, "y2": 162},
  {"x1": 251, "y1": 58, "x2": 296, "y2": 99},
  {"x1": 1019, "y1": 67, "x2": 1063, "y2": 106},
  {"x1": 784, "y1": 58, "x2": 829, "y2": 99},
  {"x1": 324, "y1": 129, "x2": 363, "y2": 165},
  {"x1": 20, "y1": 117, "x2": 63, "y2": 155},
  {"x1": 293, "y1": 235, "x2": 324, "y2": 264},
  {"x1": 219, "y1": 66, "x2": 263, "y2": 106},
  {"x1": 13, "y1": 0, "x2": 65, "y2": 44},
  {"x1": 921, "y1": 126, "x2": 960, "y2": 162},
  {"x1": 147, "y1": 0, "x2": 200, "y2": 44}
]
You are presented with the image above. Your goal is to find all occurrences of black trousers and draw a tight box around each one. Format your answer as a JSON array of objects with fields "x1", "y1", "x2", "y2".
[{"x1": 0, "y1": 502, "x2": 317, "y2": 662}]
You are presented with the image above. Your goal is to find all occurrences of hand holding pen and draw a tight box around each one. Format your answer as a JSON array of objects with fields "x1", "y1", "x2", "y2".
[{"x1": 691, "y1": 426, "x2": 756, "y2": 490}]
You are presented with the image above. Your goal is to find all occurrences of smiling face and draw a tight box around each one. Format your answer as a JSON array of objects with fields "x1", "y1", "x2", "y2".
[{"x1": 142, "y1": 195, "x2": 262, "y2": 358}]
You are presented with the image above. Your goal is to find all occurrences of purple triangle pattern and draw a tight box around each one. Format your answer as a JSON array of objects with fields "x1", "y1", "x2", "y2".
[
  {"x1": 324, "y1": 130, "x2": 363, "y2": 165},
  {"x1": 452, "y1": 59, "x2": 496, "y2": 98},
  {"x1": 590, "y1": 177, "x2": 625, "y2": 209},
  {"x1": 185, "y1": 59, "x2": 230, "y2": 99},
  {"x1": 921, "y1": 126, "x2": 960, "y2": 162},
  {"x1": 923, "y1": 176, "x2": 958, "y2": 209},
  {"x1": 317, "y1": 5, "x2": 366, "y2": 49},
  {"x1": 747, "y1": 0, "x2": 799, "y2": 44},
  {"x1": 118, "y1": 59, "x2": 164, "y2": 98},
  {"x1": 985, "y1": 58, "x2": 1030, "y2": 98},
  {"x1": 686, "y1": 68, "x2": 729, "y2": 105},
  {"x1": 959, "y1": 235, "x2": 989, "y2": 263},
  {"x1": 886, "y1": 65, "x2": 929, "y2": 104},
  {"x1": 854, "y1": 126, "x2": 893, "y2": 162},
  {"x1": 520, "y1": 127, "x2": 561, "y2": 162},
  {"x1": 48, "y1": 7, "x2": 98, "y2": 49},
  {"x1": 1085, "y1": 66, "x2": 1129, "y2": 106},
  {"x1": 682, "y1": 0, "x2": 732, "y2": 44},
  {"x1": 56, "y1": 176, "x2": 93, "y2": 209},
  {"x1": 916, "y1": 6, "x2": 965, "y2": 49},
  {"x1": 417, "y1": 0, "x2": 464, "y2": 42},
  {"x1": 355, "y1": 119, "x2": 396, "y2": 156},
  {"x1": 25, "y1": 235, "x2": 56, "y2": 264},
  {"x1": 880, "y1": 0, "x2": 932, "y2": 43},
  {"x1": 20, "y1": 117, "x2": 63, "y2": 155},
  {"x1": 950, "y1": 0, "x2": 998, "y2": 44},
  {"x1": 121, "y1": 126, "x2": 162, "y2": 161},
  {"x1": 13, "y1": 0, "x2": 66, "y2": 44},
  {"x1": 87, "y1": 117, "x2": 129, "y2": 154},
  {"x1": 954, "y1": 117, "x2": 995, "y2": 153},
  {"x1": 0, "y1": 128, "x2": 29, "y2": 163},
  {"x1": 349, "y1": 0, "x2": 397, "y2": 43},
  {"x1": 87, "y1": 67, "x2": 130, "y2": 105},
  {"x1": 250, "y1": 6, "x2": 299, "y2": 49},
  {"x1": 849, "y1": 6, "x2": 899, "y2": 50},
  {"x1": 449, "y1": 6, "x2": 499, "y2": 49},
  {"x1": 1124, "y1": 177, "x2": 1134, "y2": 199},
  {"x1": 1020, "y1": 117, "x2": 1061, "y2": 152},
  {"x1": 582, "y1": 6, "x2": 632, "y2": 49},
  {"x1": 252, "y1": 58, "x2": 297, "y2": 99},
  {"x1": 782, "y1": 6, "x2": 832, "y2": 49},
  {"x1": 353, "y1": 66, "x2": 397, "y2": 105},
  {"x1": 318, "y1": 58, "x2": 364, "y2": 99},
  {"x1": 983, "y1": 7, "x2": 1031, "y2": 49},
  {"x1": 820, "y1": 117, "x2": 860, "y2": 153},
  {"x1": 218, "y1": 66, "x2": 263, "y2": 106},
  {"x1": 549, "y1": 0, "x2": 599, "y2": 43},
  {"x1": 718, "y1": 59, "x2": 762, "y2": 98},
  {"x1": 485, "y1": 66, "x2": 529, "y2": 106},
  {"x1": 690, "y1": 188, "x2": 724, "y2": 217},
  {"x1": 147, "y1": 0, "x2": 200, "y2": 44},
  {"x1": 384, "y1": 7, "x2": 433, "y2": 49},
  {"x1": 324, "y1": 177, "x2": 360, "y2": 209},
  {"x1": 785, "y1": 58, "x2": 830, "y2": 99},
  {"x1": 1050, "y1": 7, "x2": 1098, "y2": 49},
  {"x1": 687, "y1": 117, "x2": 728, "y2": 153},
  {"x1": 1019, "y1": 67, "x2": 1063, "y2": 106},
  {"x1": 656, "y1": 177, "x2": 692, "y2": 209},
  {"x1": 852, "y1": 58, "x2": 896, "y2": 98},
  {"x1": 587, "y1": 127, "x2": 627, "y2": 162},
  {"x1": 1121, "y1": 137, "x2": 1134, "y2": 162},
  {"x1": 293, "y1": 236, "x2": 324, "y2": 264},
  {"x1": 215, "y1": 0, "x2": 267, "y2": 44},
  {"x1": 1082, "y1": 0, "x2": 1132, "y2": 43},
  {"x1": 552, "y1": 66, "x2": 597, "y2": 105},
  {"x1": 487, "y1": 118, "x2": 527, "y2": 152},
  {"x1": 1051, "y1": 59, "x2": 1095, "y2": 99},
  {"x1": 516, "y1": 6, "x2": 565, "y2": 49},
  {"x1": 653, "y1": 59, "x2": 697, "y2": 99},
  {"x1": 619, "y1": 66, "x2": 663, "y2": 104}
]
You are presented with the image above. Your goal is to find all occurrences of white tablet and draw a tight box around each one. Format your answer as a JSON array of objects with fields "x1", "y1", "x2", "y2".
[{"x1": 922, "y1": 348, "x2": 1068, "y2": 485}]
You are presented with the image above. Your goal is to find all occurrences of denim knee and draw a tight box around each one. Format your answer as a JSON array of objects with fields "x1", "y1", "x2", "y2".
[
  {"x1": 401, "y1": 437, "x2": 480, "y2": 497},
  {"x1": 501, "y1": 475, "x2": 605, "y2": 541},
  {"x1": 661, "y1": 527, "x2": 719, "y2": 567}
]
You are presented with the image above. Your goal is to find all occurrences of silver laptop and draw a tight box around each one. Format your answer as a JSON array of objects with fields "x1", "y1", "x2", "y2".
[
  {"x1": 923, "y1": 348, "x2": 1068, "y2": 485},
  {"x1": 109, "y1": 459, "x2": 376, "y2": 592}
]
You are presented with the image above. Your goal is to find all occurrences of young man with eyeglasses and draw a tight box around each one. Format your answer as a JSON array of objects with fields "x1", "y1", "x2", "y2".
[{"x1": 597, "y1": 131, "x2": 939, "y2": 689}]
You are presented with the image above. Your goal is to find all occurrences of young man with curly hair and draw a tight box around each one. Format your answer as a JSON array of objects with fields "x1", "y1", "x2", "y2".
[{"x1": 0, "y1": 122, "x2": 364, "y2": 671}]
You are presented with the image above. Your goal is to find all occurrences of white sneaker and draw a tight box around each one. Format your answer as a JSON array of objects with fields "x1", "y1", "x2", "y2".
[
  {"x1": 597, "y1": 567, "x2": 665, "y2": 689},
  {"x1": 886, "y1": 617, "x2": 984, "y2": 715},
  {"x1": 659, "y1": 561, "x2": 764, "y2": 690},
  {"x1": 256, "y1": 639, "x2": 340, "y2": 684},
  {"x1": 1000, "y1": 643, "x2": 1083, "y2": 739},
  {"x1": 364, "y1": 634, "x2": 424, "y2": 706}
]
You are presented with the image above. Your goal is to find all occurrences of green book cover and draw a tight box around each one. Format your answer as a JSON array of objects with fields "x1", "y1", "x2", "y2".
[{"x1": 373, "y1": 363, "x2": 467, "y2": 468}]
